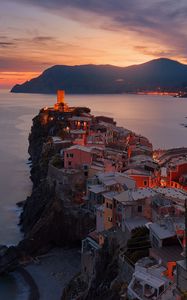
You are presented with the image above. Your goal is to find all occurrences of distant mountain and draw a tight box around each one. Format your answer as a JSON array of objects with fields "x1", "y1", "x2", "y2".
[{"x1": 11, "y1": 58, "x2": 187, "y2": 94}]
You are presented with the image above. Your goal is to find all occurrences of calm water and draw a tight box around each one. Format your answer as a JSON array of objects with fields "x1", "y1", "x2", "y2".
[{"x1": 0, "y1": 90, "x2": 187, "y2": 298}]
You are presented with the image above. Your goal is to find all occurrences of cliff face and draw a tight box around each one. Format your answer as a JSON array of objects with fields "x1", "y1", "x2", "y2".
[
  {"x1": 19, "y1": 192, "x2": 95, "y2": 255},
  {"x1": 62, "y1": 238, "x2": 127, "y2": 300},
  {"x1": 18, "y1": 110, "x2": 95, "y2": 255},
  {"x1": 82, "y1": 245, "x2": 120, "y2": 300},
  {"x1": 28, "y1": 114, "x2": 55, "y2": 187}
]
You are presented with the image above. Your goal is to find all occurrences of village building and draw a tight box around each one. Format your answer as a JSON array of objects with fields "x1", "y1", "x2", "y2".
[
  {"x1": 124, "y1": 168, "x2": 156, "y2": 188},
  {"x1": 81, "y1": 231, "x2": 101, "y2": 284},
  {"x1": 156, "y1": 150, "x2": 187, "y2": 191},
  {"x1": 114, "y1": 188, "x2": 154, "y2": 236},
  {"x1": 128, "y1": 257, "x2": 175, "y2": 300},
  {"x1": 85, "y1": 172, "x2": 136, "y2": 212},
  {"x1": 176, "y1": 259, "x2": 187, "y2": 298},
  {"x1": 63, "y1": 145, "x2": 93, "y2": 171}
]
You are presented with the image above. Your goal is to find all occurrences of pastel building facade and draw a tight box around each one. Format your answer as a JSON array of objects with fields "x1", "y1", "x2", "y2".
[
  {"x1": 124, "y1": 168, "x2": 155, "y2": 188},
  {"x1": 64, "y1": 145, "x2": 92, "y2": 170}
]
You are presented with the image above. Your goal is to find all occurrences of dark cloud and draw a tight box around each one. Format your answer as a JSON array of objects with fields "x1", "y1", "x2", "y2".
[
  {"x1": 10, "y1": 0, "x2": 187, "y2": 29},
  {"x1": 12, "y1": 36, "x2": 56, "y2": 45},
  {"x1": 32, "y1": 36, "x2": 56, "y2": 43},
  {"x1": 9, "y1": 0, "x2": 187, "y2": 57},
  {"x1": 0, "y1": 56, "x2": 51, "y2": 72},
  {"x1": 0, "y1": 42, "x2": 15, "y2": 48}
]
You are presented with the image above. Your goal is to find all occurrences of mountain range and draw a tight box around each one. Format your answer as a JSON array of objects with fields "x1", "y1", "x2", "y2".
[{"x1": 11, "y1": 58, "x2": 187, "y2": 94}]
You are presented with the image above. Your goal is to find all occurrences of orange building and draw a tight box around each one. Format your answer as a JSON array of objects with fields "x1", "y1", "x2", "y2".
[
  {"x1": 103, "y1": 192, "x2": 118, "y2": 230},
  {"x1": 124, "y1": 168, "x2": 156, "y2": 188},
  {"x1": 169, "y1": 162, "x2": 187, "y2": 190}
]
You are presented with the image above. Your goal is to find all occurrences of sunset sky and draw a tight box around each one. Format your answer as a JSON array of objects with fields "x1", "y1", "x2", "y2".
[{"x1": 1, "y1": 0, "x2": 187, "y2": 88}]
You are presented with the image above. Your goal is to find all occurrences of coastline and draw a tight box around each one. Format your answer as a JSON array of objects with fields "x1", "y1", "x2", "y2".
[
  {"x1": 24, "y1": 248, "x2": 80, "y2": 300},
  {"x1": 11, "y1": 247, "x2": 80, "y2": 300},
  {"x1": 15, "y1": 268, "x2": 39, "y2": 300}
]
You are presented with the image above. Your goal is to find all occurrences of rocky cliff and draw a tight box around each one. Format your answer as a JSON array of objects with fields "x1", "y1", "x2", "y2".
[
  {"x1": 0, "y1": 109, "x2": 95, "y2": 275},
  {"x1": 18, "y1": 110, "x2": 95, "y2": 255},
  {"x1": 62, "y1": 237, "x2": 128, "y2": 300}
]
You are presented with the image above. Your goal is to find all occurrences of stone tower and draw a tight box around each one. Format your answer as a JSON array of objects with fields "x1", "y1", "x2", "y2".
[
  {"x1": 57, "y1": 90, "x2": 65, "y2": 104},
  {"x1": 54, "y1": 90, "x2": 69, "y2": 112}
]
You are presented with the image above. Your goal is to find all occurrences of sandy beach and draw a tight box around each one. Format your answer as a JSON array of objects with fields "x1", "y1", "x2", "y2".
[{"x1": 23, "y1": 247, "x2": 81, "y2": 300}]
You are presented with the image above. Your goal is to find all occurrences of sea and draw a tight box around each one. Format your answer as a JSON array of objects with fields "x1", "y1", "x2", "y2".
[{"x1": 0, "y1": 89, "x2": 187, "y2": 299}]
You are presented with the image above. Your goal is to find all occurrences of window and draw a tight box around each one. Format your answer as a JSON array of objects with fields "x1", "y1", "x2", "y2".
[
  {"x1": 109, "y1": 203, "x2": 113, "y2": 209},
  {"x1": 144, "y1": 180, "x2": 147, "y2": 186},
  {"x1": 70, "y1": 153, "x2": 74, "y2": 158},
  {"x1": 159, "y1": 285, "x2": 165, "y2": 295},
  {"x1": 66, "y1": 153, "x2": 69, "y2": 157},
  {"x1": 68, "y1": 161, "x2": 72, "y2": 166},
  {"x1": 138, "y1": 205, "x2": 142, "y2": 213},
  {"x1": 107, "y1": 217, "x2": 112, "y2": 222},
  {"x1": 106, "y1": 202, "x2": 113, "y2": 209}
]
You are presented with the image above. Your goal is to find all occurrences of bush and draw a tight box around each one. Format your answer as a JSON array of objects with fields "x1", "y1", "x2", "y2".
[{"x1": 51, "y1": 155, "x2": 64, "y2": 168}]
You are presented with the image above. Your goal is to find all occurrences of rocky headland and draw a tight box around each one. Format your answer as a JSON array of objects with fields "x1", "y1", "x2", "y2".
[
  {"x1": 0, "y1": 104, "x2": 95, "y2": 275},
  {"x1": 1, "y1": 92, "x2": 186, "y2": 300},
  {"x1": 19, "y1": 109, "x2": 95, "y2": 254}
]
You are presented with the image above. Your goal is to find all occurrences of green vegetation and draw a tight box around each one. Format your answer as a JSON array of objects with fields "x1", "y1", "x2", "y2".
[
  {"x1": 125, "y1": 226, "x2": 151, "y2": 264},
  {"x1": 51, "y1": 154, "x2": 64, "y2": 169}
]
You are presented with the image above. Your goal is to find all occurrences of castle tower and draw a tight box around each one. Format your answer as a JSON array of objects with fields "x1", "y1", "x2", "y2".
[
  {"x1": 57, "y1": 90, "x2": 65, "y2": 104},
  {"x1": 54, "y1": 90, "x2": 69, "y2": 112}
]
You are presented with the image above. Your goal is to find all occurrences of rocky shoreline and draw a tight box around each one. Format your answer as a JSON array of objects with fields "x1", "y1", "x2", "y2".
[{"x1": 16, "y1": 267, "x2": 40, "y2": 300}]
